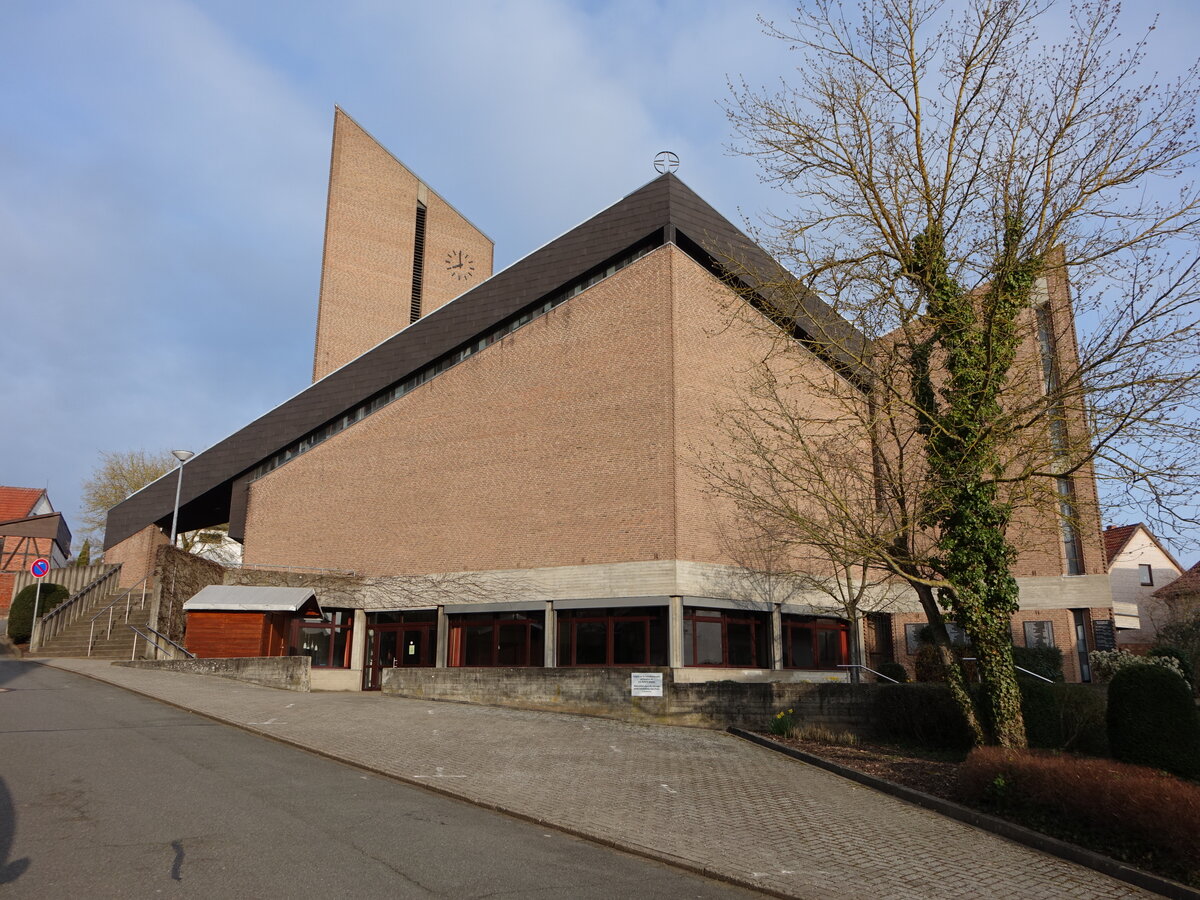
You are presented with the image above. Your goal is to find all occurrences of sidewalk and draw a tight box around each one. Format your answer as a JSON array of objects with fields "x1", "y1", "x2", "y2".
[{"x1": 41, "y1": 658, "x2": 1150, "y2": 900}]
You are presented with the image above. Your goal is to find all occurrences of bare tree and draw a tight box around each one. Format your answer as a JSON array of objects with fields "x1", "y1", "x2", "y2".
[
  {"x1": 708, "y1": 421, "x2": 904, "y2": 682},
  {"x1": 720, "y1": 0, "x2": 1200, "y2": 747}
]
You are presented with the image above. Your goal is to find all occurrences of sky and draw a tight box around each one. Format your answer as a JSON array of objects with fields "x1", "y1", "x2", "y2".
[{"x1": 2, "y1": 0, "x2": 1198, "y2": 562}]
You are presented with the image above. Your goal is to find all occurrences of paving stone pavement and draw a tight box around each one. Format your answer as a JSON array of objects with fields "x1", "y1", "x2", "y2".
[{"x1": 40, "y1": 658, "x2": 1152, "y2": 900}]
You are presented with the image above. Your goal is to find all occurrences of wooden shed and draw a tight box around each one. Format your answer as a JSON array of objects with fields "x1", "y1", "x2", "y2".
[{"x1": 183, "y1": 585, "x2": 320, "y2": 659}]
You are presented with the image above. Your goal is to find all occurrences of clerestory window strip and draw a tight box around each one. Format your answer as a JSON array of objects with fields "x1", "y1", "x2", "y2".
[{"x1": 248, "y1": 239, "x2": 659, "y2": 482}]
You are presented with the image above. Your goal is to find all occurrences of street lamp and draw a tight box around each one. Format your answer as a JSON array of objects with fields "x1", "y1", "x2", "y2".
[{"x1": 169, "y1": 449, "x2": 195, "y2": 546}]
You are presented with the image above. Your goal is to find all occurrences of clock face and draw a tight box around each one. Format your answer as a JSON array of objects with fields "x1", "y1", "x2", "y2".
[{"x1": 445, "y1": 249, "x2": 476, "y2": 281}]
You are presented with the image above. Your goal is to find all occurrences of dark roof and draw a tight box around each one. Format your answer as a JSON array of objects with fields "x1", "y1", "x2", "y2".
[
  {"x1": 0, "y1": 511, "x2": 72, "y2": 551},
  {"x1": 105, "y1": 174, "x2": 853, "y2": 549}
]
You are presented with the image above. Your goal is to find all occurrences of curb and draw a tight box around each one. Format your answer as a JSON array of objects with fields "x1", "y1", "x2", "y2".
[{"x1": 728, "y1": 727, "x2": 1198, "y2": 900}]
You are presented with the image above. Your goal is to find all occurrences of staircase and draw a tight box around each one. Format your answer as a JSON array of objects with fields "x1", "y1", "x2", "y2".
[
  {"x1": 32, "y1": 592, "x2": 141, "y2": 658},
  {"x1": 31, "y1": 575, "x2": 156, "y2": 660}
]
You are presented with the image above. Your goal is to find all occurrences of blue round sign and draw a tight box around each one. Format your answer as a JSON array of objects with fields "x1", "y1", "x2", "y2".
[{"x1": 30, "y1": 558, "x2": 49, "y2": 578}]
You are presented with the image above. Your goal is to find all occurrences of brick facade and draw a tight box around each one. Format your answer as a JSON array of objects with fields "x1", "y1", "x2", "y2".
[
  {"x1": 247, "y1": 246, "x2": 678, "y2": 573},
  {"x1": 104, "y1": 524, "x2": 169, "y2": 588},
  {"x1": 311, "y1": 109, "x2": 493, "y2": 381}
]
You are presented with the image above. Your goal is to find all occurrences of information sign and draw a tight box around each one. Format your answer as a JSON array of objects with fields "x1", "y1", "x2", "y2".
[{"x1": 630, "y1": 672, "x2": 664, "y2": 697}]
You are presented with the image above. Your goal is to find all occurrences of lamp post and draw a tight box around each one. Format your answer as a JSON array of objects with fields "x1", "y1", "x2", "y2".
[{"x1": 169, "y1": 450, "x2": 195, "y2": 547}]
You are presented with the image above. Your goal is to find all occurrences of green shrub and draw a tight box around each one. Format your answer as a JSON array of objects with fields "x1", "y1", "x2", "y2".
[
  {"x1": 6, "y1": 582, "x2": 70, "y2": 644},
  {"x1": 958, "y1": 748, "x2": 1200, "y2": 883},
  {"x1": 1012, "y1": 645, "x2": 1064, "y2": 682},
  {"x1": 1090, "y1": 648, "x2": 1186, "y2": 683},
  {"x1": 1148, "y1": 646, "x2": 1195, "y2": 689},
  {"x1": 873, "y1": 683, "x2": 974, "y2": 750},
  {"x1": 877, "y1": 661, "x2": 909, "y2": 683},
  {"x1": 1107, "y1": 664, "x2": 1200, "y2": 780},
  {"x1": 1155, "y1": 617, "x2": 1200, "y2": 692},
  {"x1": 1019, "y1": 681, "x2": 1107, "y2": 755}
]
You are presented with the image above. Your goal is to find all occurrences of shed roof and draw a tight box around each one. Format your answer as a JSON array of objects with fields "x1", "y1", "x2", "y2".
[{"x1": 183, "y1": 585, "x2": 319, "y2": 612}]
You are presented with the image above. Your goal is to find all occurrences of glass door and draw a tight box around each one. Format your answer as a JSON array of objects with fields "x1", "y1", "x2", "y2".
[{"x1": 363, "y1": 626, "x2": 401, "y2": 690}]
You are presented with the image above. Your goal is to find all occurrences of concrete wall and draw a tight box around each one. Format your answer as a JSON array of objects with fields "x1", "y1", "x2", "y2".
[
  {"x1": 117, "y1": 656, "x2": 311, "y2": 692},
  {"x1": 381, "y1": 667, "x2": 875, "y2": 732},
  {"x1": 9, "y1": 562, "x2": 116, "y2": 603}
]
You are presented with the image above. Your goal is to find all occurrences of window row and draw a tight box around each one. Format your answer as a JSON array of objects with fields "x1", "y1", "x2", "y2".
[{"x1": 300, "y1": 607, "x2": 852, "y2": 673}]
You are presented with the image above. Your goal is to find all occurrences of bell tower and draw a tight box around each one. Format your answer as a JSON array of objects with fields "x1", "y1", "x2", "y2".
[{"x1": 311, "y1": 108, "x2": 493, "y2": 382}]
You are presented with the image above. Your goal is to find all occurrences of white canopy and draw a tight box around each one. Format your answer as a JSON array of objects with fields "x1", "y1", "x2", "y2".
[{"x1": 183, "y1": 585, "x2": 319, "y2": 613}]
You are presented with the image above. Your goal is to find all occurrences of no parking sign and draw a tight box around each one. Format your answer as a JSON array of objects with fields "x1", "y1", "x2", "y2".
[{"x1": 30, "y1": 558, "x2": 49, "y2": 578}]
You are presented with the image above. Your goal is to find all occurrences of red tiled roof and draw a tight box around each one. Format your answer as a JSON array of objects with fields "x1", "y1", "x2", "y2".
[
  {"x1": 1154, "y1": 560, "x2": 1200, "y2": 600},
  {"x1": 0, "y1": 486, "x2": 44, "y2": 522},
  {"x1": 1103, "y1": 524, "x2": 1139, "y2": 566},
  {"x1": 1103, "y1": 522, "x2": 1185, "y2": 573}
]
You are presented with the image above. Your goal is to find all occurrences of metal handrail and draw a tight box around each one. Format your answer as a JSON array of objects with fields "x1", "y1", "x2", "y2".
[
  {"x1": 88, "y1": 576, "x2": 152, "y2": 656},
  {"x1": 960, "y1": 657, "x2": 1055, "y2": 684},
  {"x1": 128, "y1": 623, "x2": 194, "y2": 661},
  {"x1": 32, "y1": 565, "x2": 120, "y2": 651},
  {"x1": 837, "y1": 664, "x2": 901, "y2": 684}
]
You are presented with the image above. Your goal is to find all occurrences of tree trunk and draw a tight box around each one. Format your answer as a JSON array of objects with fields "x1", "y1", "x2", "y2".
[
  {"x1": 911, "y1": 583, "x2": 986, "y2": 746},
  {"x1": 973, "y1": 629, "x2": 1027, "y2": 748}
]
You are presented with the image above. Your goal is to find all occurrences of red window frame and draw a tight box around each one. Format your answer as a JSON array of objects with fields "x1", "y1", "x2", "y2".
[
  {"x1": 290, "y1": 608, "x2": 354, "y2": 668},
  {"x1": 782, "y1": 616, "x2": 849, "y2": 670},
  {"x1": 682, "y1": 608, "x2": 770, "y2": 668},
  {"x1": 556, "y1": 609, "x2": 666, "y2": 667},
  {"x1": 448, "y1": 612, "x2": 545, "y2": 667}
]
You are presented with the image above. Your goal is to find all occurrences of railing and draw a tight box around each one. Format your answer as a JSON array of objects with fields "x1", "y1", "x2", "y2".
[
  {"x1": 961, "y1": 657, "x2": 1055, "y2": 684},
  {"x1": 88, "y1": 576, "x2": 152, "y2": 657},
  {"x1": 31, "y1": 565, "x2": 120, "y2": 652},
  {"x1": 128, "y1": 623, "x2": 194, "y2": 661},
  {"x1": 837, "y1": 663, "x2": 901, "y2": 684}
]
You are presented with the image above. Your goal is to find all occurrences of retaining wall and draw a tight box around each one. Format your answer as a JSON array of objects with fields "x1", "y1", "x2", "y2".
[
  {"x1": 117, "y1": 656, "x2": 311, "y2": 692},
  {"x1": 381, "y1": 667, "x2": 880, "y2": 732}
]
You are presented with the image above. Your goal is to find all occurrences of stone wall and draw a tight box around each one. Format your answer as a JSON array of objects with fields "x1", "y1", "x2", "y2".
[
  {"x1": 380, "y1": 667, "x2": 879, "y2": 733},
  {"x1": 117, "y1": 656, "x2": 310, "y2": 692}
]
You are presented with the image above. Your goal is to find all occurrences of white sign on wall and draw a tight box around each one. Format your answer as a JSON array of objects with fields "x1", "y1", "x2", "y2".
[{"x1": 630, "y1": 672, "x2": 664, "y2": 697}]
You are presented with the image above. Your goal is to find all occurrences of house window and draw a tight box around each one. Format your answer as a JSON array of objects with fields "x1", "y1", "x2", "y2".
[
  {"x1": 448, "y1": 611, "x2": 545, "y2": 667},
  {"x1": 556, "y1": 607, "x2": 667, "y2": 667},
  {"x1": 782, "y1": 616, "x2": 848, "y2": 669},
  {"x1": 682, "y1": 607, "x2": 770, "y2": 668},
  {"x1": 1024, "y1": 620, "x2": 1055, "y2": 648},
  {"x1": 904, "y1": 622, "x2": 968, "y2": 654},
  {"x1": 1138, "y1": 564, "x2": 1154, "y2": 586},
  {"x1": 1057, "y1": 477, "x2": 1085, "y2": 575},
  {"x1": 290, "y1": 608, "x2": 353, "y2": 668}
]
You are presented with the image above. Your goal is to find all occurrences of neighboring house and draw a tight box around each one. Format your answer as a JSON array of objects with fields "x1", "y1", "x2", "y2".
[
  {"x1": 101, "y1": 110, "x2": 1120, "y2": 689},
  {"x1": 1105, "y1": 523, "x2": 1185, "y2": 652},
  {"x1": 0, "y1": 487, "x2": 72, "y2": 615},
  {"x1": 1152, "y1": 560, "x2": 1200, "y2": 623}
]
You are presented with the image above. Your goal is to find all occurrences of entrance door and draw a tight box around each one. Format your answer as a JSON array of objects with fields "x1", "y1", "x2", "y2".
[
  {"x1": 363, "y1": 626, "x2": 401, "y2": 691},
  {"x1": 399, "y1": 628, "x2": 427, "y2": 667}
]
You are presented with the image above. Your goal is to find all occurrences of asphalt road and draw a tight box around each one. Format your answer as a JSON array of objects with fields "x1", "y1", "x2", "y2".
[{"x1": 0, "y1": 660, "x2": 759, "y2": 898}]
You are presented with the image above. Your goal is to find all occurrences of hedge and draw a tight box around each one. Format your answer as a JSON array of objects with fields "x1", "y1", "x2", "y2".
[{"x1": 6, "y1": 582, "x2": 70, "y2": 644}]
